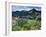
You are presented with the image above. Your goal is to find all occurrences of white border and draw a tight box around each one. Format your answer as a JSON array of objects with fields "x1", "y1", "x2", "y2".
[{"x1": 6, "y1": 2, "x2": 44, "y2": 35}]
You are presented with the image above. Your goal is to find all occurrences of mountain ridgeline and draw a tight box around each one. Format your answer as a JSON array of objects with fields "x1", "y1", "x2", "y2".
[{"x1": 12, "y1": 8, "x2": 41, "y2": 17}]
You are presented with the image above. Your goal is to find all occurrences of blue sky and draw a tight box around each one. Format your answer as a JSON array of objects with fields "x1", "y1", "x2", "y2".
[{"x1": 12, "y1": 6, "x2": 41, "y2": 11}]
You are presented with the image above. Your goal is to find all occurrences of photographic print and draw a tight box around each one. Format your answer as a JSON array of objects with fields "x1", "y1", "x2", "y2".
[{"x1": 12, "y1": 5, "x2": 41, "y2": 31}]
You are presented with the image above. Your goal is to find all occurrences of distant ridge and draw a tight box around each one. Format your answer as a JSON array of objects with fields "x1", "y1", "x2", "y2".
[{"x1": 12, "y1": 8, "x2": 41, "y2": 16}]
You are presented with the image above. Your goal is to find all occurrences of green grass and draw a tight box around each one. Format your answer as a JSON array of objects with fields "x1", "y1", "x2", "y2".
[{"x1": 12, "y1": 20, "x2": 41, "y2": 31}]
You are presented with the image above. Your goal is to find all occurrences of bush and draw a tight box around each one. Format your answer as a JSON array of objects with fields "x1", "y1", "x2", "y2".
[{"x1": 12, "y1": 20, "x2": 41, "y2": 31}]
